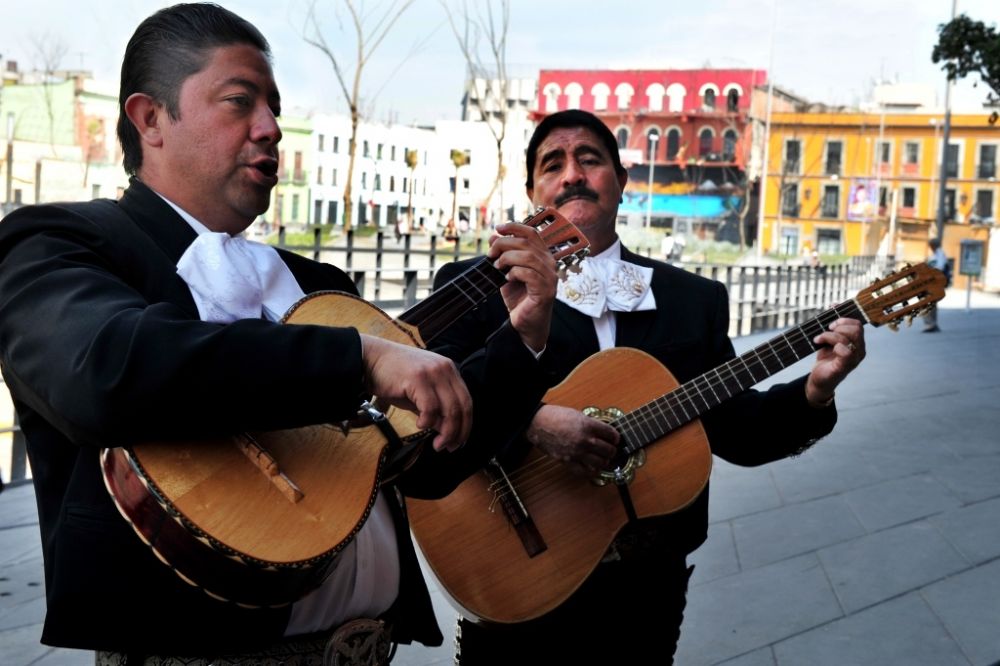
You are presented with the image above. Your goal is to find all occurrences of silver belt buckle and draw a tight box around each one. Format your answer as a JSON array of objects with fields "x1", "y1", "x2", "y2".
[{"x1": 323, "y1": 618, "x2": 392, "y2": 666}]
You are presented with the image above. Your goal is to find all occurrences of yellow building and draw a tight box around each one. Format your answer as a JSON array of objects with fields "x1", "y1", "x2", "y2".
[{"x1": 760, "y1": 111, "x2": 998, "y2": 283}]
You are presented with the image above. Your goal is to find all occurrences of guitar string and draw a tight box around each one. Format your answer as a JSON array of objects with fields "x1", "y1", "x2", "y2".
[
  {"x1": 485, "y1": 296, "x2": 875, "y2": 505},
  {"x1": 481, "y1": 272, "x2": 929, "y2": 505}
]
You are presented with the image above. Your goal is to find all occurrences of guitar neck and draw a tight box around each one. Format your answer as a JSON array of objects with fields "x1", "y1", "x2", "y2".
[
  {"x1": 615, "y1": 299, "x2": 866, "y2": 454},
  {"x1": 396, "y1": 258, "x2": 506, "y2": 344}
]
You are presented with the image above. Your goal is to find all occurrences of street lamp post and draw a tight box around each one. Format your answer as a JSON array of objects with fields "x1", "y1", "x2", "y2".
[{"x1": 645, "y1": 134, "x2": 659, "y2": 228}]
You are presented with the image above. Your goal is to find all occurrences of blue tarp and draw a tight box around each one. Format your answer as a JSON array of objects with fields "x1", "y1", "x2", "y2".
[{"x1": 619, "y1": 193, "x2": 741, "y2": 218}]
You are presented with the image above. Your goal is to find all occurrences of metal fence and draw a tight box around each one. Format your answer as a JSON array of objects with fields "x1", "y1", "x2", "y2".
[{"x1": 0, "y1": 228, "x2": 886, "y2": 486}]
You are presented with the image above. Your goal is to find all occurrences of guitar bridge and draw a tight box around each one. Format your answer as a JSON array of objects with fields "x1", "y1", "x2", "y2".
[{"x1": 486, "y1": 458, "x2": 547, "y2": 558}]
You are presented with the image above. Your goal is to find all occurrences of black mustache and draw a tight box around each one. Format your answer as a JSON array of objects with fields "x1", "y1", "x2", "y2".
[{"x1": 554, "y1": 186, "x2": 599, "y2": 207}]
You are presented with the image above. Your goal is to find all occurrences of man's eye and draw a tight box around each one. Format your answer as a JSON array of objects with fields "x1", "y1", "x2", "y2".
[{"x1": 228, "y1": 96, "x2": 251, "y2": 108}]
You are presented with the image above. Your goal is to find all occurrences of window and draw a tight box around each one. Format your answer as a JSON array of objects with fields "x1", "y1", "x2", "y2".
[
  {"x1": 703, "y1": 88, "x2": 716, "y2": 109},
  {"x1": 316, "y1": 166, "x2": 323, "y2": 185},
  {"x1": 92, "y1": 184, "x2": 101, "y2": 199},
  {"x1": 666, "y1": 128, "x2": 681, "y2": 159},
  {"x1": 722, "y1": 130, "x2": 738, "y2": 160},
  {"x1": 646, "y1": 128, "x2": 660, "y2": 160},
  {"x1": 391, "y1": 145, "x2": 397, "y2": 161},
  {"x1": 377, "y1": 143, "x2": 384, "y2": 159},
  {"x1": 592, "y1": 83, "x2": 611, "y2": 111},
  {"x1": 978, "y1": 145, "x2": 997, "y2": 179},
  {"x1": 564, "y1": 82, "x2": 583, "y2": 109},
  {"x1": 821, "y1": 184, "x2": 840, "y2": 218},
  {"x1": 374, "y1": 174, "x2": 382, "y2": 191},
  {"x1": 879, "y1": 186, "x2": 888, "y2": 213},
  {"x1": 291, "y1": 194, "x2": 300, "y2": 221},
  {"x1": 318, "y1": 134, "x2": 325, "y2": 151},
  {"x1": 363, "y1": 140, "x2": 370, "y2": 158},
  {"x1": 878, "y1": 141, "x2": 891, "y2": 164},
  {"x1": 904, "y1": 141, "x2": 919, "y2": 164},
  {"x1": 782, "y1": 183, "x2": 799, "y2": 217},
  {"x1": 727, "y1": 89, "x2": 739, "y2": 112},
  {"x1": 817, "y1": 228, "x2": 842, "y2": 254},
  {"x1": 780, "y1": 227, "x2": 799, "y2": 256},
  {"x1": 975, "y1": 190, "x2": 995, "y2": 219},
  {"x1": 902, "y1": 187, "x2": 916, "y2": 209},
  {"x1": 314, "y1": 200, "x2": 322, "y2": 224},
  {"x1": 361, "y1": 172, "x2": 367, "y2": 189},
  {"x1": 944, "y1": 188, "x2": 957, "y2": 221},
  {"x1": 614, "y1": 83, "x2": 634, "y2": 110},
  {"x1": 402, "y1": 177, "x2": 408, "y2": 193},
  {"x1": 327, "y1": 200, "x2": 338, "y2": 225},
  {"x1": 825, "y1": 141, "x2": 842, "y2": 175},
  {"x1": 293, "y1": 151, "x2": 303, "y2": 182},
  {"x1": 945, "y1": 143, "x2": 959, "y2": 178},
  {"x1": 616, "y1": 127, "x2": 629, "y2": 149},
  {"x1": 784, "y1": 140, "x2": 801, "y2": 173},
  {"x1": 698, "y1": 128, "x2": 713, "y2": 156},
  {"x1": 389, "y1": 176, "x2": 395, "y2": 192},
  {"x1": 332, "y1": 168, "x2": 338, "y2": 186},
  {"x1": 333, "y1": 136, "x2": 340, "y2": 153}
]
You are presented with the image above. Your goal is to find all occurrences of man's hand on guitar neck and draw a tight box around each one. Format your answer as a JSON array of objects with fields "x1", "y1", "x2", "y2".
[
  {"x1": 488, "y1": 222, "x2": 558, "y2": 354},
  {"x1": 806, "y1": 317, "x2": 867, "y2": 407},
  {"x1": 526, "y1": 405, "x2": 619, "y2": 476},
  {"x1": 360, "y1": 335, "x2": 473, "y2": 452}
]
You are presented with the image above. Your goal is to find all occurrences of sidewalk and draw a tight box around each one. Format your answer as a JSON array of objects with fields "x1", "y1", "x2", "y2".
[{"x1": 2, "y1": 287, "x2": 999, "y2": 665}]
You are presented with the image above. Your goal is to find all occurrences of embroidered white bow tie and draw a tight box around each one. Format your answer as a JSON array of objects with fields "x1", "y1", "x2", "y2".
[
  {"x1": 556, "y1": 256, "x2": 656, "y2": 318},
  {"x1": 176, "y1": 232, "x2": 305, "y2": 323}
]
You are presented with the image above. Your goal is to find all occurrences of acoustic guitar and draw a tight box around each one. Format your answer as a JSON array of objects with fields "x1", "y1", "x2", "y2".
[
  {"x1": 407, "y1": 262, "x2": 947, "y2": 624},
  {"x1": 101, "y1": 208, "x2": 590, "y2": 608}
]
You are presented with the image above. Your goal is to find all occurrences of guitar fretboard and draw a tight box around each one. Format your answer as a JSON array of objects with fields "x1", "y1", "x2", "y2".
[
  {"x1": 397, "y1": 259, "x2": 507, "y2": 343},
  {"x1": 614, "y1": 299, "x2": 865, "y2": 454}
]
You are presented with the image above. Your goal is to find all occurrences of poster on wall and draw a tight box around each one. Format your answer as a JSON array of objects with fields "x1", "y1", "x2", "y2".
[{"x1": 847, "y1": 180, "x2": 877, "y2": 220}]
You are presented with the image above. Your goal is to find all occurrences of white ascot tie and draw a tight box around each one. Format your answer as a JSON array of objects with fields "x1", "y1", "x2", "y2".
[
  {"x1": 176, "y1": 232, "x2": 305, "y2": 323},
  {"x1": 557, "y1": 255, "x2": 656, "y2": 318}
]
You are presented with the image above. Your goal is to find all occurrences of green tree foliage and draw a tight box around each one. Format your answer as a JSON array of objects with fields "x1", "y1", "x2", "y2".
[{"x1": 932, "y1": 14, "x2": 1000, "y2": 107}]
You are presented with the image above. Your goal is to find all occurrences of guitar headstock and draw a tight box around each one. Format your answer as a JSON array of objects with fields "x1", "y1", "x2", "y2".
[
  {"x1": 857, "y1": 262, "x2": 947, "y2": 330},
  {"x1": 521, "y1": 207, "x2": 590, "y2": 279}
]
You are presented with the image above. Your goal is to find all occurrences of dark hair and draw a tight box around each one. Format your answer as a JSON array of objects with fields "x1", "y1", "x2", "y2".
[
  {"x1": 525, "y1": 110, "x2": 627, "y2": 188},
  {"x1": 117, "y1": 3, "x2": 271, "y2": 175},
  {"x1": 928, "y1": 237, "x2": 941, "y2": 250}
]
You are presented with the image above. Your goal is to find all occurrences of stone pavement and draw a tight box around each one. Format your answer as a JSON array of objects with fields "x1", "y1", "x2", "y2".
[{"x1": 2, "y1": 286, "x2": 999, "y2": 666}]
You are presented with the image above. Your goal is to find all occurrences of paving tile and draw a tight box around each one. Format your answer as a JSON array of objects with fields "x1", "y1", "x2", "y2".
[
  {"x1": 928, "y1": 496, "x2": 1000, "y2": 564},
  {"x1": 707, "y1": 463, "x2": 783, "y2": 523},
  {"x1": 676, "y1": 554, "x2": 842, "y2": 665},
  {"x1": 717, "y1": 647, "x2": 776, "y2": 666},
  {"x1": 772, "y1": 593, "x2": 968, "y2": 666},
  {"x1": 930, "y1": 453, "x2": 1000, "y2": 504},
  {"x1": 732, "y1": 495, "x2": 866, "y2": 570},
  {"x1": 843, "y1": 473, "x2": 962, "y2": 532},
  {"x1": 768, "y1": 451, "x2": 885, "y2": 504},
  {"x1": 922, "y1": 557, "x2": 1000, "y2": 666},
  {"x1": 817, "y1": 521, "x2": 968, "y2": 613},
  {"x1": 689, "y1": 521, "x2": 740, "y2": 586}
]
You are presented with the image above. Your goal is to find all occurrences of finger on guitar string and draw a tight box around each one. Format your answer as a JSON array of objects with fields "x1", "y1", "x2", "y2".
[{"x1": 359, "y1": 334, "x2": 473, "y2": 453}]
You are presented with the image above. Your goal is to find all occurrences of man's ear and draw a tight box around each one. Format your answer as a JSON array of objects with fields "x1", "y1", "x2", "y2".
[{"x1": 123, "y1": 93, "x2": 165, "y2": 148}]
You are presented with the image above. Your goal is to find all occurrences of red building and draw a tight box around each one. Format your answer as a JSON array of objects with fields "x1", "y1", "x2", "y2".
[{"x1": 535, "y1": 69, "x2": 766, "y2": 202}]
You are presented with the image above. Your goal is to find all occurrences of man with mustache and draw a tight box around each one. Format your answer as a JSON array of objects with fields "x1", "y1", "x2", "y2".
[
  {"x1": 0, "y1": 4, "x2": 558, "y2": 664},
  {"x1": 429, "y1": 109, "x2": 867, "y2": 664}
]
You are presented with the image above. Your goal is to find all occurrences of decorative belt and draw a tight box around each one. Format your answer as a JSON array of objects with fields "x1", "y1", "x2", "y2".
[{"x1": 95, "y1": 618, "x2": 394, "y2": 666}]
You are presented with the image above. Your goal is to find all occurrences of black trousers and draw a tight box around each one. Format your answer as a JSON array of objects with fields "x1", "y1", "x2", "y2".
[{"x1": 457, "y1": 550, "x2": 692, "y2": 665}]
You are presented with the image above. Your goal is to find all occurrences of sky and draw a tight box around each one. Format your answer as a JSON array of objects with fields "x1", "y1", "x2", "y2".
[{"x1": 1, "y1": 0, "x2": 997, "y2": 126}]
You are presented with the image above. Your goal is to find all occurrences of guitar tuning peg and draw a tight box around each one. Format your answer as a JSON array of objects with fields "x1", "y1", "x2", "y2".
[
  {"x1": 888, "y1": 321, "x2": 899, "y2": 332},
  {"x1": 906, "y1": 315, "x2": 914, "y2": 328},
  {"x1": 569, "y1": 263, "x2": 582, "y2": 274}
]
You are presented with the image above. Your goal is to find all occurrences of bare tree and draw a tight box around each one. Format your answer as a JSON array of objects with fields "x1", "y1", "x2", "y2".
[
  {"x1": 301, "y1": 0, "x2": 416, "y2": 231},
  {"x1": 29, "y1": 32, "x2": 69, "y2": 156},
  {"x1": 442, "y1": 0, "x2": 510, "y2": 230}
]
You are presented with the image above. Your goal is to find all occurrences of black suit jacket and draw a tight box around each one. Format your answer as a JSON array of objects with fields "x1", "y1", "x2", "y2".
[
  {"x1": 0, "y1": 181, "x2": 548, "y2": 653},
  {"x1": 430, "y1": 245, "x2": 837, "y2": 556}
]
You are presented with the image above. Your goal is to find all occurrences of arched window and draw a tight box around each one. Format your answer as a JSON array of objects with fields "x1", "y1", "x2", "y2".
[
  {"x1": 703, "y1": 88, "x2": 716, "y2": 109},
  {"x1": 646, "y1": 127, "x2": 661, "y2": 160},
  {"x1": 723, "y1": 129, "x2": 738, "y2": 160},
  {"x1": 727, "y1": 89, "x2": 740, "y2": 112},
  {"x1": 616, "y1": 127, "x2": 630, "y2": 149},
  {"x1": 666, "y1": 83, "x2": 686, "y2": 112},
  {"x1": 666, "y1": 128, "x2": 681, "y2": 159},
  {"x1": 564, "y1": 82, "x2": 583, "y2": 109},
  {"x1": 592, "y1": 83, "x2": 611, "y2": 111},
  {"x1": 614, "y1": 83, "x2": 634, "y2": 110},
  {"x1": 645, "y1": 83, "x2": 666, "y2": 112},
  {"x1": 699, "y1": 128, "x2": 714, "y2": 155},
  {"x1": 542, "y1": 83, "x2": 561, "y2": 112}
]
